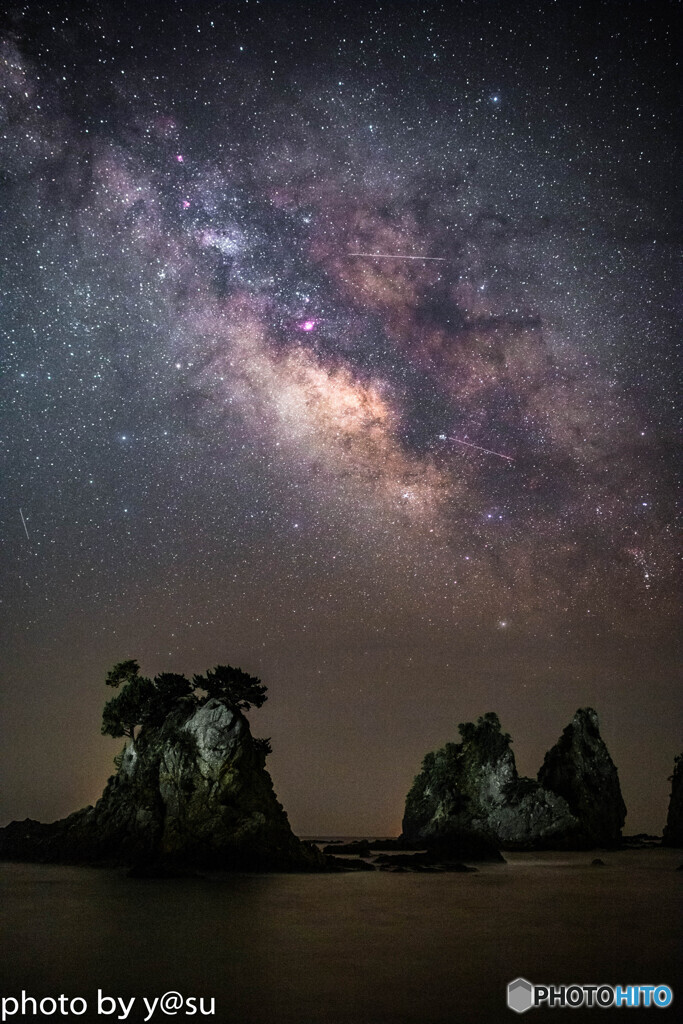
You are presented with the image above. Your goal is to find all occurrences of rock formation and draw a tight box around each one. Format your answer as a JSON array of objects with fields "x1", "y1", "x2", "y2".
[
  {"x1": 402, "y1": 709, "x2": 626, "y2": 850},
  {"x1": 538, "y1": 708, "x2": 626, "y2": 845},
  {"x1": 0, "y1": 698, "x2": 324, "y2": 871},
  {"x1": 662, "y1": 753, "x2": 683, "y2": 847}
]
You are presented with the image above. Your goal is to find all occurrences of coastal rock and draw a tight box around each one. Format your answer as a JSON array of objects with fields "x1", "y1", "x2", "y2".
[
  {"x1": 402, "y1": 712, "x2": 579, "y2": 850},
  {"x1": 322, "y1": 839, "x2": 371, "y2": 856},
  {"x1": 662, "y1": 753, "x2": 683, "y2": 847},
  {"x1": 621, "y1": 833, "x2": 661, "y2": 849},
  {"x1": 0, "y1": 699, "x2": 324, "y2": 871},
  {"x1": 538, "y1": 708, "x2": 626, "y2": 845},
  {"x1": 402, "y1": 709, "x2": 626, "y2": 850},
  {"x1": 374, "y1": 852, "x2": 478, "y2": 872},
  {"x1": 328, "y1": 856, "x2": 376, "y2": 871}
]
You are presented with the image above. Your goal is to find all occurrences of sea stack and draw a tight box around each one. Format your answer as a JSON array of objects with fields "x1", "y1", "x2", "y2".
[
  {"x1": 662, "y1": 753, "x2": 683, "y2": 847},
  {"x1": 537, "y1": 707, "x2": 626, "y2": 846},
  {"x1": 402, "y1": 708, "x2": 626, "y2": 850},
  {"x1": 0, "y1": 698, "x2": 323, "y2": 871}
]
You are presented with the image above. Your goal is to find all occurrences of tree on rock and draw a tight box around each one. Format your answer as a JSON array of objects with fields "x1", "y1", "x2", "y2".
[
  {"x1": 101, "y1": 660, "x2": 267, "y2": 742},
  {"x1": 102, "y1": 664, "x2": 196, "y2": 737},
  {"x1": 105, "y1": 659, "x2": 141, "y2": 689},
  {"x1": 101, "y1": 665, "x2": 156, "y2": 740},
  {"x1": 193, "y1": 665, "x2": 267, "y2": 711},
  {"x1": 146, "y1": 672, "x2": 195, "y2": 724}
]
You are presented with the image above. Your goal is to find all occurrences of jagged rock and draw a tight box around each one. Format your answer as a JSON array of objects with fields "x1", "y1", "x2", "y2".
[
  {"x1": 538, "y1": 708, "x2": 626, "y2": 846},
  {"x1": 402, "y1": 709, "x2": 626, "y2": 851},
  {"x1": 402, "y1": 712, "x2": 578, "y2": 850},
  {"x1": 0, "y1": 699, "x2": 325, "y2": 872},
  {"x1": 662, "y1": 753, "x2": 683, "y2": 847}
]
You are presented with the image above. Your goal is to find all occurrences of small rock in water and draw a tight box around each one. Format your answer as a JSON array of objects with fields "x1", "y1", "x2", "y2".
[
  {"x1": 322, "y1": 840, "x2": 371, "y2": 856},
  {"x1": 329, "y1": 856, "x2": 375, "y2": 871}
]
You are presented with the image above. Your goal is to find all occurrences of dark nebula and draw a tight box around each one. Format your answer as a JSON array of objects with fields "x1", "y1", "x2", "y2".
[{"x1": 0, "y1": 1, "x2": 679, "y2": 836}]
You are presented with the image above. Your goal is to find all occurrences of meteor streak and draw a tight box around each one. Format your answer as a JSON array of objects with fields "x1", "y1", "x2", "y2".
[
  {"x1": 19, "y1": 507, "x2": 30, "y2": 539},
  {"x1": 349, "y1": 253, "x2": 448, "y2": 261},
  {"x1": 446, "y1": 437, "x2": 515, "y2": 462}
]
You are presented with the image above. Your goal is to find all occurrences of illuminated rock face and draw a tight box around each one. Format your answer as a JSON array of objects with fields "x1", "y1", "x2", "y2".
[
  {"x1": 662, "y1": 753, "x2": 683, "y2": 847},
  {"x1": 0, "y1": 699, "x2": 324, "y2": 871},
  {"x1": 402, "y1": 708, "x2": 626, "y2": 850}
]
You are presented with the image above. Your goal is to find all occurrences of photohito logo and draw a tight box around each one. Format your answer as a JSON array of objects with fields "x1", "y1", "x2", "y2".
[{"x1": 507, "y1": 978, "x2": 673, "y2": 1012}]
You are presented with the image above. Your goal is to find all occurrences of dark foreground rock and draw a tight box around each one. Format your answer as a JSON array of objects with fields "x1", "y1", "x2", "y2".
[
  {"x1": 374, "y1": 851, "x2": 479, "y2": 872},
  {"x1": 322, "y1": 839, "x2": 371, "y2": 855},
  {"x1": 378, "y1": 861, "x2": 476, "y2": 873},
  {"x1": 367, "y1": 835, "x2": 503, "y2": 860},
  {"x1": 662, "y1": 753, "x2": 683, "y2": 847},
  {"x1": 538, "y1": 708, "x2": 626, "y2": 846},
  {"x1": 0, "y1": 699, "x2": 326, "y2": 872},
  {"x1": 402, "y1": 708, "x2": 626, "y2": 850},
  {"x1": 367, "y1": 838, "x2": 425, "y2": 851},
  {"x1": 321, "y1": 831, "x2": 503, "y2": 870},
  {"x1": 328, "y1": 855, "x2": 376, "y2": 871},
  {"x1": 424, "y1": 832, "x2": 504, "y2": 862},
  {"x1": 621, "y1": 834, "x2": 662, "y2": 849}
]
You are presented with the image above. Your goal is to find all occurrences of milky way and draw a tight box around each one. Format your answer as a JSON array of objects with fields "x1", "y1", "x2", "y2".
[{"x1": 0, "y1": 2, "x2": 679, "y2": 835}]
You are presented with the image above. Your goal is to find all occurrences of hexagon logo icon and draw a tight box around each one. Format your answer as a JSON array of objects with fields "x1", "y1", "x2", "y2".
[{"x1": 507, "y1": 977, "x2": 534, "y2": 1013}]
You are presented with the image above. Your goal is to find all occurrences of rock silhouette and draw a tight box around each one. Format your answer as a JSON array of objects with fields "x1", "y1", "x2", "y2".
[
  {"x1": 0, "y1": 698, "x2": 324, "y2": 871},
  {"x1": 402, "y1": 709, "x2": 626, "y2": 850},
  {"x1": 538, "y1": 708, "x2": 626, "y2": 845},
  {"x1": 662, "y1": 752, "x2": 683, "y2": 847}
]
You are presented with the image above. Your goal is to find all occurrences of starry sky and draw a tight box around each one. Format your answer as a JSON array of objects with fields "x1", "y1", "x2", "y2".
[{"x1": 1, "y1": 0, "x2": 680, "y2": 837}]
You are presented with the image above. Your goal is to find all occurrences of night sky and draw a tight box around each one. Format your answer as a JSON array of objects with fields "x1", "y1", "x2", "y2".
[{"x1": 1, "y1": 1, "x2": 680, "y2": 838}]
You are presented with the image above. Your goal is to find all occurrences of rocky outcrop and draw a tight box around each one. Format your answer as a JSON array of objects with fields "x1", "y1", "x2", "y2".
[
  {"x1": 538, "y1": 708, "x2": 626, "y2": 845},
  {"x1": 0, "y1": 699, "x2": 324, "y2": 871},
  {"x1": 322, "y1": 840, "x2": 372, "y2": 856},
  {"x1": 662, "y1": 753, "x2": 683, "y2": 847},
  {"x1": 402, "y1": 709, "x2": 626, "y2": 850}
]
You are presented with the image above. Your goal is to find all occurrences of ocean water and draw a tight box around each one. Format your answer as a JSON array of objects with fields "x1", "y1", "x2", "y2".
[{"x1": 0, "y1": 849, "x2": 680, "y2": 1024}]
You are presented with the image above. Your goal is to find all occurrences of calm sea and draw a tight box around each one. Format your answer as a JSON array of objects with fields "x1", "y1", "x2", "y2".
[{"x1": 0, "y1": 849, "x2": 680, "y2": 1023}]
